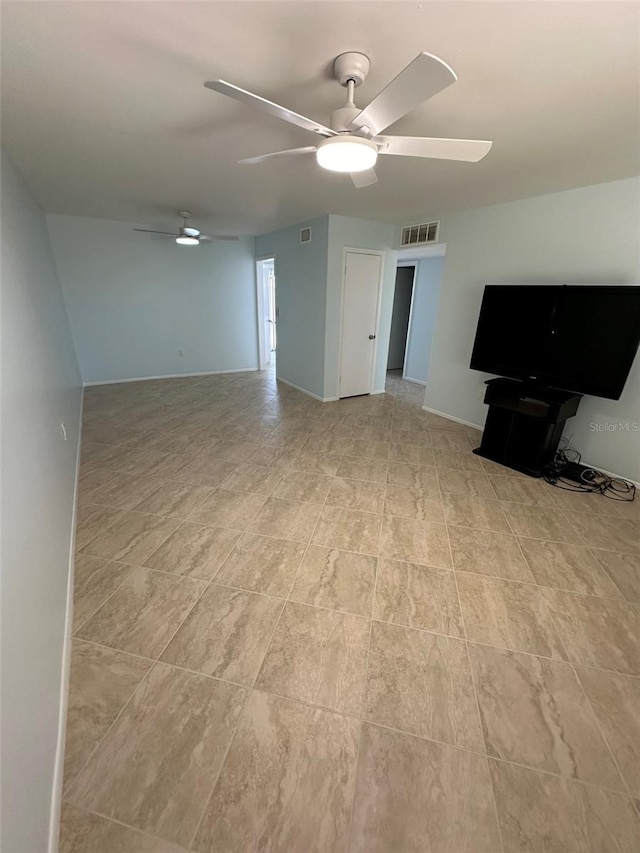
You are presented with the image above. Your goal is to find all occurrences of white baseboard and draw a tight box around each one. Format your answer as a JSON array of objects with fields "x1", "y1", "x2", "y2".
[
  {"x1": 276, "y1": 375, "x2": 337, "y2": 402},
  {"x1": 48, "y1": 388, "x2": 84, "y2": 853},
  {"x1": 83, "y1": 367, "x2": 259, "y2": 387},
  {"x1": 403, "y1": 375, "x2": 426, "y2": 386},
  {"x1": 421, "y1": 404, "x2": 484, "y2": 431},
  {"x1": 370, "y1": 389, "x2": 386, "y2": 396}
]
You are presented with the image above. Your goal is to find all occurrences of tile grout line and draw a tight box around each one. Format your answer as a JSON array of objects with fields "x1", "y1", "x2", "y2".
[
  {"x1": 481, "y1": 753, "x2": 640, "y2": 801},
  {"x1": 467, "y1": 511, "x2": 637, "y2": 804},
  {"x1": 74, "y1": 533, "x2": 200, "y2": 641},
  {"x1": 76, "y1": 619, "x2": 640, "y2": 688},
  {"x1": 588, "y1": 546, "x2": 637, "y2": 604},
  {"x1": 450, "y1": 519, "x2": 640, "y2": 553},
  {"x1": 77, "y1": 509, "x2": 182, "y2": 560},
  {"x1": 73, "y1": 503, "x2": 131, "y2": 552},
  {"x1": 249, "y1": 462, "x2": 338, "y2": 697},
  {"x1": 569, "y1": 662, "x2": 635, "y2": 800},
  {"x1": 151, "y1": 555, "x2": 241, "y2": 666},
  {"x1": 540, "y1": 597, "x2": 636, "y2": 801},
  {"x1": 99, "y1": 508, "x2": 269, "y2": 674},
  {"x1": 79, "y1": 491, "x2": 640, "y2": 557},
  {"x1": 512, "y1": 535, "x2": 630, "y2": 595},
  {"x1": 79, "y1": 457, "x2": 199, "y2": 508},
  {"x1": 62, "y1": 659, "x2": 159, "y2": 803},
  {"x1": 188, "y1": 441, "x2": 367, "y2": 844},
  {"x1": 281, "y1": 474, "x2": 334, "y2": 604},
  {"x1": 86, "y1": 518, "x2": 640, "y2": 666},
  {"x1": 60, "y1": 802, "x2": 191, "y2": 852},
  {"x1": 452, "y1": 566, "x2": 633, "y2": 602},
  {"x1": 73, "y1": 526, "x2": 640, "y2": 675},
  {"x1": 510, "y1": 532, "x2": 577, "y2": 668},
  {"x1": 177, "y1": 490, "x2": 310, "y2": 847},
  {"x1": 71, "y1": 562, "x2": 139, "y2": 636},
  {"x1": 70, "y1": 398, "x2": 305, "y2": 844},
  {"x1": 345, "y1": 413, "x2": 390, "y2": 852},
  {"x1": 185, "y1": 683, "x2": 254, "y2": 852},
  {"x1": 440, "y1": 463, "x2": 508, "y2": 853},
  {"x1": 67, "y1": 632, "x2": 640, "y2": 807},
  {"x1": 142, "y1": 472, "x2": 302, "y2": 669}
]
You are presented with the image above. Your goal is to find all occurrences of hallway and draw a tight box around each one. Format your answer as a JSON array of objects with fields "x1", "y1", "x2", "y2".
[{"x1": 60, "y1": 369, "x2": 639, "y2": 852}]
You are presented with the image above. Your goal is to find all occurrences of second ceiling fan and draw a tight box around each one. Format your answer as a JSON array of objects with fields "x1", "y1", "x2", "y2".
[
  {"x1": 205, "y1": 51, "x2": 492, "y2": 188},
  {"x1": 134, "y1": 211, "x2": 239, "y2": 246}
]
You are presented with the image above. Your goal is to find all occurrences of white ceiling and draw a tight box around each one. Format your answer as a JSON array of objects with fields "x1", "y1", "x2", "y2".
[{"x1": 2, "y1": 1, "x2": 639, "y2": 236}]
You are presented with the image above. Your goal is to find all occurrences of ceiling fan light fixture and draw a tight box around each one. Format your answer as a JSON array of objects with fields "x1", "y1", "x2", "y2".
[
  {"x1": 175, "y1": 235, "x2": 199, "y2": 246},
  {"x1": 316, "y1": 135, "x2": 378, "y2": 173}
]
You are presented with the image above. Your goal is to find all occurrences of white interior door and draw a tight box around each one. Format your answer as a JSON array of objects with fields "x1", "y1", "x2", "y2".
[
  {"x1": 339, "y1": 250, "x2": 383, "y2": 398},
  {"x1": 263, "y1": 262, "x2": 276, "y2": 361},
  {"x1": 256, "y1": 258, "x2": 275, "y2": 370}
]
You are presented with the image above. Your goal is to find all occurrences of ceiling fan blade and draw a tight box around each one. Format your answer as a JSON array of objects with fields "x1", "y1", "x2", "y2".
[
  {"x1": 349, "y1": 53, "x2": 457, "y2": 137},
  {"x1": 133, "y1": 228, "x2": 178, "y2": 236},
  {"x1": 238, "y1": 146, "x2": 317, "y2": 165},
  {"x1": 376, "y1": 135, "x2": 492, "y2": 162},
  {"x1": 200, "y1": 235, "x2": 240, "y2": 242},
  {"x1": 350, "y1": 168, "x2": 378, "y2": 188},
  {"x1": 205, "y1": 80, "x2": 336, "y2": 138}
]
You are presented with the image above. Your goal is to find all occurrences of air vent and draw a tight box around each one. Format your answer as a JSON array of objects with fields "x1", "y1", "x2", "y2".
[
  {"x1": 400, "y1": 220, "x2": 439, "y2": 247},
  {"x1": 300, "y1": 227, "x2": 312, "y2": 244}
]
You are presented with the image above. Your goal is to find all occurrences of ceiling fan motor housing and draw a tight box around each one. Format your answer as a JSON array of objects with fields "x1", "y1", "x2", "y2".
[
  {"x1": 331, "y1": 103, "x2": 361, "y2": 133},
  {"x1": 333, "y1": 52, "x2": 370, "y2": 87}
]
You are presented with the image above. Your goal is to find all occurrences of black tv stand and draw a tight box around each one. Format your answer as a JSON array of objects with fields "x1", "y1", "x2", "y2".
[{"x1": 473, "y1": 378, "x2": 582, "y2": 478}]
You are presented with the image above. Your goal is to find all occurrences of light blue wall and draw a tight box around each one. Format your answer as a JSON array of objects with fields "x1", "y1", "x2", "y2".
[
  {"x1": 326, "y1": 215, "x2": 397, "y2": 398},
  {"x1": 1, "y1": 151, "x2": 82, "y2": 853},
  {"x1": 404, "y1": 256, "x2": 445, "y2": 384},
  {"x1": 255, "y1": 216, "x2": 329, "y2": 399},
  {"x1": 411, "y1": 178, "x2": 640, "y2": 480},
  {"x1": 47, "y1": 215, "x2": 258, "y2": 384}
]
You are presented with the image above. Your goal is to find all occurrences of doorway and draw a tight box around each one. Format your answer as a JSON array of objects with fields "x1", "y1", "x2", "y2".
[
  {"x1": 256, "y1": 257, "x2": 276, "y2": 370},
  {"x1": 338, "y1": 249, "x2": 384, "y2": 398},
  {"x1": 387, "y1": 265, "x2": 415, "y2": 373}
]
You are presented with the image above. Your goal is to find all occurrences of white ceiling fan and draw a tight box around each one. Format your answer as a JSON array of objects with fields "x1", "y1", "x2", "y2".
[
  {"x1": 205, "y1": 52, "x2": 492, "y2": 188},
  {"x1": 133, "y1": 211, "x2": 239, "y2": 246}
]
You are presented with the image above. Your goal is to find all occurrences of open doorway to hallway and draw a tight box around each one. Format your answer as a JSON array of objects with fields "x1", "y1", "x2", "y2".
[
  {"x1": 387, "y1": 265, "x2": 415, "y2": 374},
  {"x1": 386, "y1": 245, "x2": 446, "y2": 388},
  {"x1": 256, "y1": 257, "x2": 276, "y2": 370}
]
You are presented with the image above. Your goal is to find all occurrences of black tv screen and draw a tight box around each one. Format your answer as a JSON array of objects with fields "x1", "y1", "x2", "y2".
[{"x1": 470, "y1": 285, "x2": 640, "y2": 400}]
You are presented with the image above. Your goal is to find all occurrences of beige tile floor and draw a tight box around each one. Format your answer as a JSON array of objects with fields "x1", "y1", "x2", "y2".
[{"x1": 59, "y1": 368, "x2": 640, "y2": 852}]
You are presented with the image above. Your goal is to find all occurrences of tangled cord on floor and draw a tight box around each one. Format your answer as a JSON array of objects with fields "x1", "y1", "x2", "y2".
[{"x1": 543, "y1": 443, "x2": 636, "y2": 501}]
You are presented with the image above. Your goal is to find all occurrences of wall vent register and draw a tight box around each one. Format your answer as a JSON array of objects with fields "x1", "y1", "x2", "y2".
[
  {"x1": 300, "y1": 227, "x2": 312, "y2": 243},
  {"x1": 400, "y1": 220, "x2": 439, "y2": 246}
]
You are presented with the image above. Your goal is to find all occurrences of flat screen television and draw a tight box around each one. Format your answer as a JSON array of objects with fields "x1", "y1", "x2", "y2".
[{"x1": 470, "y1": 285, "x2": 640, "y2": 400}]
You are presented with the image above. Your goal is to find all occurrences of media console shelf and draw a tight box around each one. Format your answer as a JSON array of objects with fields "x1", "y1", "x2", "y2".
[{"x1": 473, "y1": 378, "x2": 582, "y2": 477}]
